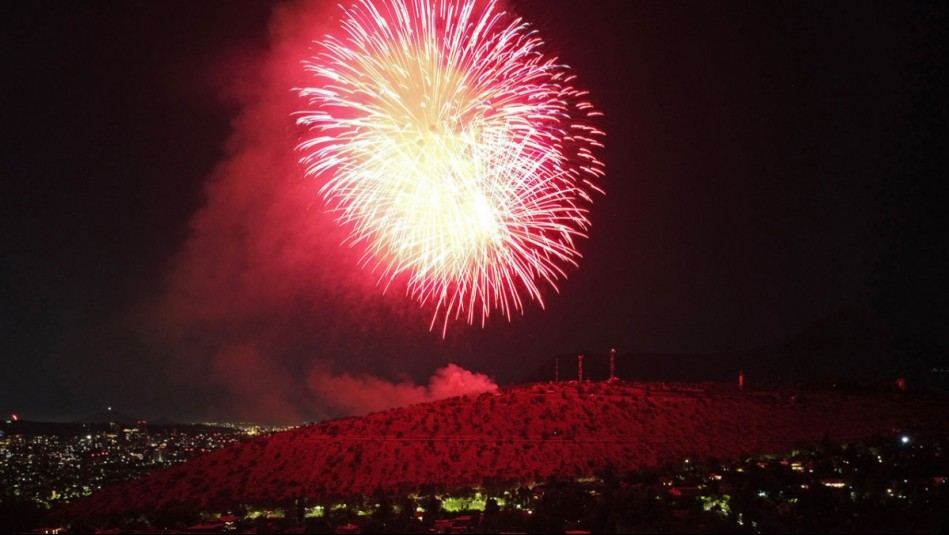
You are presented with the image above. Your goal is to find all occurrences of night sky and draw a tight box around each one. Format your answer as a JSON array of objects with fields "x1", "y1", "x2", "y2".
[{"x1": 2, "y1": 1, "x2": 946, "y2": 424}]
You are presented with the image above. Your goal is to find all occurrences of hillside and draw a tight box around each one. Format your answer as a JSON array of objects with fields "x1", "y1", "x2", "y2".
[{"x1": 57, "y1": 381, "x2": 949, "y2": 521}]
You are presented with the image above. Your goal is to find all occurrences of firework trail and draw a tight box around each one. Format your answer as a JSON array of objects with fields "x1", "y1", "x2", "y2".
[{"x1": 296, "y1": 0, "x2": 604, "y2": 334}]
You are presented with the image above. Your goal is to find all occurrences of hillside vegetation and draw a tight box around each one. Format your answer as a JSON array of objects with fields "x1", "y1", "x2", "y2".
[{"x1": 58, "y1": 381, "x2": 949, "y2": 520}]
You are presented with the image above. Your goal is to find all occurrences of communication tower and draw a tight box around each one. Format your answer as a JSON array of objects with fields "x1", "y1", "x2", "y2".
[{"x1": 610, "y1": 348, "x2": 617, "y2": 381}]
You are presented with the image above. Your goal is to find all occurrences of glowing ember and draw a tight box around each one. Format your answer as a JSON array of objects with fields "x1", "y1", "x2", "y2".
[{"x1": 296, "y1": 0, "x2": 605, "y2": 334}]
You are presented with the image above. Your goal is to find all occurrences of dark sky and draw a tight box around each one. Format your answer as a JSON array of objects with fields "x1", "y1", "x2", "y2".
[{"x1": 2, "y1": 1, "x2": 946, "y2": 424}]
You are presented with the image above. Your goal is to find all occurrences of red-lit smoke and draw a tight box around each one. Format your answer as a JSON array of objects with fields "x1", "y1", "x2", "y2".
[
  {"x1": 143, "y1": 1, "x2": 501, "y2": 424},
  {"x1": 308, "y1": 363, "x2": 497, "y2": 415}
]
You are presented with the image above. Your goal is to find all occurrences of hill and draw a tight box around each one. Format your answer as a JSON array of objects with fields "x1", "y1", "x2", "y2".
[{"x1": 57, "y1": 381, "x2": 949, "y2": 522}]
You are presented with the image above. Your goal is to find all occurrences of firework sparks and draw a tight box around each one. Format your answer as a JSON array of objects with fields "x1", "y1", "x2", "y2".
[{"x1": 296, "y1": 0, "x2": 605, "y2": 334}]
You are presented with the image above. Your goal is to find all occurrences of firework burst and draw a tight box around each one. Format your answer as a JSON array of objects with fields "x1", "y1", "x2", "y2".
[{"x1": 296, "y1": 0, "x2": 605, "y2": 334}]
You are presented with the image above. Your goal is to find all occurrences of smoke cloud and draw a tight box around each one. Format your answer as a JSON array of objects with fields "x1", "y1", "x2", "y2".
[
  {"x1": 138, "y1": 1, "x2": 502, "y2": 424},
  {"x1": 308, "y1": 363, "x2": 498, "y2": 416}
]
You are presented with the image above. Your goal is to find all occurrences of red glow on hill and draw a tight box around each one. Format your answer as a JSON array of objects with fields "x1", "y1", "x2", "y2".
[{"x1": 57, "y1": 381, "x2": 949, "y2": 522}]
